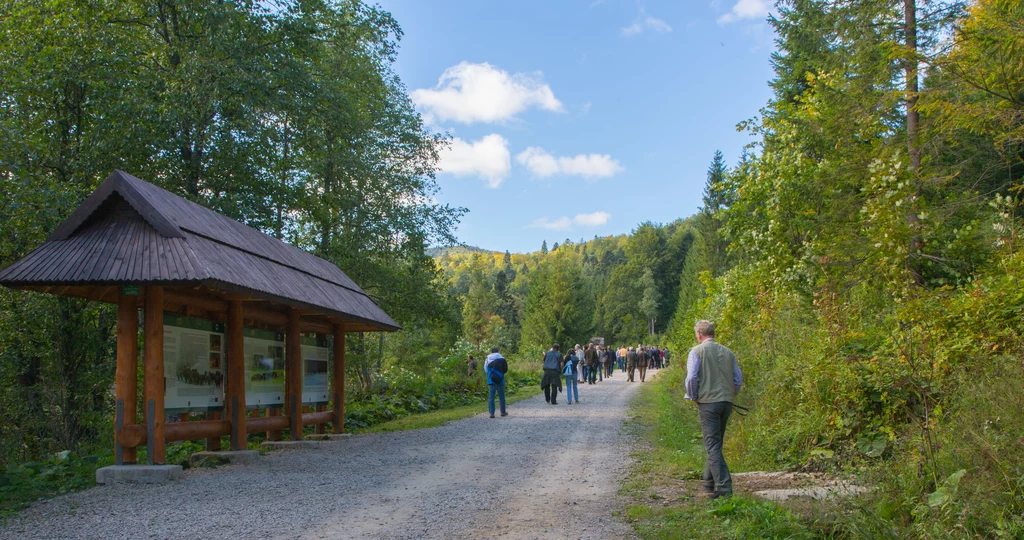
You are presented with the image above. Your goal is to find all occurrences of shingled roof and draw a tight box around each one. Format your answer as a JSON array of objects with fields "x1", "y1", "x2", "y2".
[{"x1": 0, "y1": 170, "x2": 400, "y2": 332}]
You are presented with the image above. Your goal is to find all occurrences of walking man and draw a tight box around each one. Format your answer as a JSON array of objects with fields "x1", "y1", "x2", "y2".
[
  {"x1": 542, "y1": 343, "x2": 563, "y2": 404},
  {"x1": 584, "y1": 344, "x2": 599, "y2": 384},
  {"x1": 485, "y1": 347, "x2": 508, "y2": 418},
  {"x1": 686, "y1": 320, "x2": 742, "y2": 499},
  {"x1": 636, "y1": 345, "x2": 648, "y2": 382},
  {"x1": 626, "y1": 346, "x2": 638, "y2": 382}
]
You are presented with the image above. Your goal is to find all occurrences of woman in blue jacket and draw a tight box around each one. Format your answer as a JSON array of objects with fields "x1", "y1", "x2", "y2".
[{"x1": 562, "y1": 350, "x2": 580, "y2": 404}]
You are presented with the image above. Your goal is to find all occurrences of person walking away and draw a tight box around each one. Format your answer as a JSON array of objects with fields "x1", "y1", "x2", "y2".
[
  {"x1": 467, "y1": 355, "x2": 477, "y2": 377},
  {"x1": 584, "y1": 344, "x2": 599, "y2": 384},
  {"x1": 626, "y1": 347, "x2": 638, "y2": 382},
  {"x1": 575, "y1": 344, "x2": 584, "y2": 383},
  {"x1": 596, "y1": 345, "x2": 604, "y2": 382},
  {"x1": 541, "y1": 344, "x2": 563, "y2": 404},
  {"x1": 636, "y1": 345, "x2": 648, "y2": 382},
  {"x1": 562, "y1": 349, "x2": 580, "y2": 404},
  {"x1": 603, "y1": 346, "x2": 615, "y2": 378},
  {"x1": 485, "y1": 348, "x2": 509, "y2": 418},
  {"x1": 663, "y1": 348, "x2": 671, "y2": 368},
  {"x1": 686, "y1": 320, "x2": 742, "y2": 499},
  {"x1": 618, "y1": 345, "x2": 627, "y2": 372}
]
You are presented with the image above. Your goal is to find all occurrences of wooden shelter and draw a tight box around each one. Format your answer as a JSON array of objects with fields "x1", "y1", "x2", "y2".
[{"x1": 0, "y1": 170, "x2": 399, "y2": 465}]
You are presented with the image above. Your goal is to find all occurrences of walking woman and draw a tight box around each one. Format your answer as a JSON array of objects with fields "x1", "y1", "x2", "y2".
[{"x1": 563, "y1": 348, "x2": 580, "y2": 404}]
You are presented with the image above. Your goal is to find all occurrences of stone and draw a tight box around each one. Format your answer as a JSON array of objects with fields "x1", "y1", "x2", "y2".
[
  {"x1": 304, "y1": 433, "x2": 351, "y2": 441},
  {"x1": 95, "y1": 464, "x2": 183, "y2": 485},
  {"x1": 261, "y1": 440, "x2": 324, "y2": 450},
  {"x1": 189, "y1": 450, "x2": 259, "y2": 466}
]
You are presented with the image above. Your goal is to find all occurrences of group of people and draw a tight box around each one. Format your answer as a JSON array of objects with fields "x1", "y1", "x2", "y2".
[
  {"x1": 538, "y1": 342, "x2": 671, "y2": 404},
  {"x1": 477, "y1": 321, "x2": 742, "y2": 501}
]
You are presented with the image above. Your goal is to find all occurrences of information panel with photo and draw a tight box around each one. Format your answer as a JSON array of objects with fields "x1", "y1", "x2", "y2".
[
  {"x1": 301, "y1": 335, "x2": 330, "y2": 405},
  {"x1": 163, "y1": 314, "x2": 225, "y2": 412},
  {"x1": 244, "y1": 327, "x2": 286, "y2": 408}
]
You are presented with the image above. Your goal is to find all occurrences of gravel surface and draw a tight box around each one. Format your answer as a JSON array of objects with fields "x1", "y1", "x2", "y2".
[{"x1": 0, "y1": 369, "x2": 655, "y2": 540}]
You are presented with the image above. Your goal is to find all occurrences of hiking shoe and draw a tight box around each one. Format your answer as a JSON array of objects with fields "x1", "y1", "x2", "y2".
[
  {"x1": 490, "y1": 414, "x2": 495, "y2": 418},
  {"x1": 500, "y1": 412, "x2": 507, "y2": 416},
  {"x1": 575, "y1": 400, "x2": 580, "y2": 404}
]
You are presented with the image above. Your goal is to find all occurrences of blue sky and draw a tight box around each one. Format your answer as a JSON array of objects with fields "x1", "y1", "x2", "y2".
[{"x1": 376, "y1": 0, "x2": 778, "y2": 253}]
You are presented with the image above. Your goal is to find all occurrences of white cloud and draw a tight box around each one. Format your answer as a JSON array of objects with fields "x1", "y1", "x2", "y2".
[
  {"x1": 438, "y1": 134, "x2": 511, "y2": 188},
  {"x1": 621, "y1": 14, "x2": 673, "y2": 36},
  {"x1": 574, "y1": 211, "x2": 611, "y2": 226},
  {"x1": 516, "y1": 147, "x2": 624, "y2": 178},
  {"x1": 411, "y1": 62, "x2": 563, "y2": 125},
  {"x1": 718, "y1": 0, "x2": 771, "y2": 23},
  {"x1": 528, "y1": 212, "x2": 612, "y2": 231}
]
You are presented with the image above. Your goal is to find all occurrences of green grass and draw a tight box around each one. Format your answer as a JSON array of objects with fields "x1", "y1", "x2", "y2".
[
  {"x1": 354, "y1": 387, "x2": 540, "y2": 433},
  {"x1": 623, "y1": 366, "x2": 816, "y2": 539}
]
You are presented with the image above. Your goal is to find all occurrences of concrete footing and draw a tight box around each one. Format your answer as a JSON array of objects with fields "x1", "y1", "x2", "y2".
[
  {"x1": 190, "y1": 450, "x2": 260, "y2": 466},
  {"x1": 96, "y1": 464, "x2": 183, "y2": 485}
]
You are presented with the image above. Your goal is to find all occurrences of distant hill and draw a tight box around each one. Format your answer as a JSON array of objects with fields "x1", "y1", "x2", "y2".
[{"x1": 427, "y1": 245, "x2": 497, "y2": 258}]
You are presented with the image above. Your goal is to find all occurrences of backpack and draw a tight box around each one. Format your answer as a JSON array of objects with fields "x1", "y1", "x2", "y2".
[
  {"x1": 489, "y1": 367, "x2": 504, "y2": 385},
  {"x1": 562, "y1": 358, "x2": 574, "y2": 376}
]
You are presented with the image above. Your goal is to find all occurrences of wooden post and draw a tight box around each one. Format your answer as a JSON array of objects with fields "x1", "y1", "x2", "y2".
[
  {"x1": 285, "y1": 308, "x2": 302, "y2": 440},
  {"x1": 332, "y1": 324, "x2": 345, "y2": 434},
  {"x1": 115, "y1": 293, "x2": 138, "y2": 465},
  {"x1": 143, "y1": 286, "x2": 166, "y2": 465},
  {"x1": 315, "y1": 404, "x2": 326, "y2": 434},
  {"x1": 206, "y1": 410, "x2": 222, "y2": 451},
  {"x1": 267, "y1": 407, "x2": 281, "y2": 441},
  {"x1": 226, "y1": 298, "x2": 247, "y2": 450}
]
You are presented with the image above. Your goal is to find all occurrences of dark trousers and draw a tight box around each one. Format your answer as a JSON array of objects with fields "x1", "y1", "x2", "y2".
[
  {"x1": 698, "y1": 401, "x2": 734, "y2": 495},
  {"x1": 637, "y1": 363, "x2": 647, "y2": 382},
  {"x1": 544, "y1": 385, "x2": 559, "y2": 403}
]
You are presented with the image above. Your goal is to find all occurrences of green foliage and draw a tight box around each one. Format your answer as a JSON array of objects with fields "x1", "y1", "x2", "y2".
[
  {"x1": 659, "y1": 1, "x2": 1024, "y2": 536},
  {"x1": 0, "y1": 450, "x2": 112, "y2": 517},
  {"x1": 0, "y1": 0, "x2": 462, "y2": 472}
]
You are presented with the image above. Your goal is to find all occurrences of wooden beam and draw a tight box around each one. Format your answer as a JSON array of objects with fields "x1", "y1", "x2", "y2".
[
  {"x1": 302, "y1": 410, "x2": 334, "y2": 426},
  {"x1": 247, "y1": 415, "x2": 289, "y2": 434},
  {"x1": 115, "y1": 293, "x2": 138, "y2": 465},
  {"x1": 143, "y1": 286, "x2": 166, "y2": 464},
  {"x1": 119, "y1": 420, "x2": 231, "y2": 447},
  {"x1": 226, "y1": 298, "x2": 246, "y2": 451},
  {"x1": 332, "y1": 325, "x2": 346, "y2": 434},
  {"x1": 286, "y1": 308, "x2": 303, "y2": 440}
]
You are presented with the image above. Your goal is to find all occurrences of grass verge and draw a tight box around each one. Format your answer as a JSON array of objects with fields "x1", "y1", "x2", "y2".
[
  {"x1": 622, "y1": 366, "x2": 816, "y2": 539},
  {"x1": 354, "y1": 387, "x2": 540, "y2": 433}
]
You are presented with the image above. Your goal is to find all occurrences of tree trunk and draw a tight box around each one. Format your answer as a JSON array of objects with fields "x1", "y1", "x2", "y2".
[{"x1": 905, "y1": 0, "x2": 924, "y2": 286}]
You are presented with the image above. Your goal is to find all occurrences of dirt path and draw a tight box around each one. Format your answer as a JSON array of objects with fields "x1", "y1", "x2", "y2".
[{"x1": 1, "y1": 369, "x2": 654, "y2": 540}]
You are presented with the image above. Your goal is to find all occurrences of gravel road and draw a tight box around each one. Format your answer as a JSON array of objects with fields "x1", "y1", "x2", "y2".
[{"x1": 1, "y1": 369, "x2": 653, "y2": 540}]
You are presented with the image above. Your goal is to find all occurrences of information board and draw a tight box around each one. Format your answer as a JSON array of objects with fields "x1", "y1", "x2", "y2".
[
  {"x1": 163, "y1": 314, "x2": 225, "y2": 412},
  {"x1": 301, "y1": 335, "x2": 330, "y2": 405},
  {"x1": 244, "y1": 328, "x2": 286, "y2": 408}
]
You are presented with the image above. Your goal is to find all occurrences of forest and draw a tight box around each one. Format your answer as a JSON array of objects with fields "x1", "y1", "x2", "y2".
[{"x1": 1, "y1": 0, "x2": 1023, "y2": 535}]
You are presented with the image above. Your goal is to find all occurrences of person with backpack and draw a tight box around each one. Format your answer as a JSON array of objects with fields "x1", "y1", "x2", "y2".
[
  {"x1": 485, "y1": 347, "x2": 509, "y2": 418},
  {"x1": 562, "y1": 348, "x2": 580, "y2": 404}
]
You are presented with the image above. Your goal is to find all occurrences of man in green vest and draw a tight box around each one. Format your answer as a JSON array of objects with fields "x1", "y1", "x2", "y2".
[{"x1": 685, "y1": 320, "x2": 742, "y2": 499}]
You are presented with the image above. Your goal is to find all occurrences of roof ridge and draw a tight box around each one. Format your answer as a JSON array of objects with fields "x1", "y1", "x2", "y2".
[
  {"x1": 180, "y1": 227, "x2": 372, "y2": 300},
  {"x1": 49, "y1": 170, "x2": 184, "y2": 241}
]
